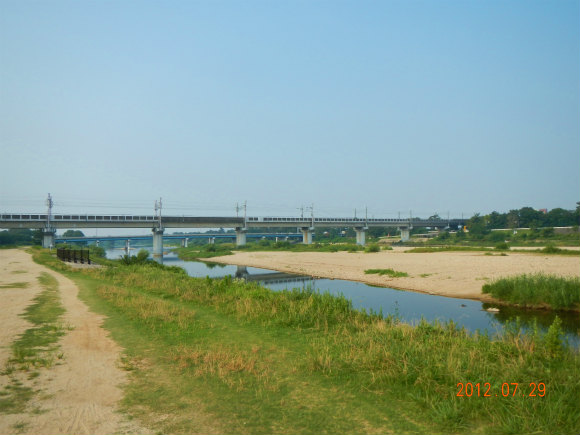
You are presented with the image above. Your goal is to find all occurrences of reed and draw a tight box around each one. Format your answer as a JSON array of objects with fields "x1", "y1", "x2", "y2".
[{"x1": 482, "y1": 273, "x2": 580, "y2": 310}]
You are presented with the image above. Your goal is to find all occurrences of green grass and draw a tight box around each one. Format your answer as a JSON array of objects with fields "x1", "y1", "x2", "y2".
[
  {"x1": 30, "y1": 248, "x2": 580, "y2": 434},
  {"x1": 0, "y1": 282, "x2": 29, "y2": 289},
  {"x1": 482, "y1": 273, "x2": 580, "y2": 311},
  {"x1": 365, "y1": 268, "x2": 409, "y2": 278},
  {"x1": 407, "y1": 245, "x2": 580, "y2": 256},
  {"x1": 406, "y1": 246, "x2": 494, "y2": 253},
  {"x1": 0, "y1": 272, "x2": 66, "y2": 414}
]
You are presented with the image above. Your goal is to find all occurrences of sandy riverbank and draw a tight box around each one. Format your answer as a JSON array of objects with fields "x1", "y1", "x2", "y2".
[{"x1": 207, "y1": 248, "x2": 580, "y2": 301}]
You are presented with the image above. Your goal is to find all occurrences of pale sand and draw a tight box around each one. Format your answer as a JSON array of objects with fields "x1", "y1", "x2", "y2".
[
  {"x1": 208, "y1": 248, "x2": 580, "y2": 301},
  {"x1": 0, "y1": 249, "x2": 150, "y2": 435}
]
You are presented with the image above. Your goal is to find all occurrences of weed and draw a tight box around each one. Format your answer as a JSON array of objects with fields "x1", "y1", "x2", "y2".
[
  {"x1": 0, "y1": 272, "x2": 65, "y2": 415},
  {"x1": 0, "y1": 282, "x2": 29, "y2": 289},
  {"x1": 365, "y1": 268, "x2": 409, "y2": 278}
]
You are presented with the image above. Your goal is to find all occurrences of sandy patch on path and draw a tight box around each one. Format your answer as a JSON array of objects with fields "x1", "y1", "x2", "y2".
[
  {"x1": 0, "y1": 250, "x2": 45, "y2": 370},
  {"x1": 208, "y1": 250, "x2": 580, "y2": 301},
  {"x1": 0, "y1": 249, "x2": 150, "y2": 435}
]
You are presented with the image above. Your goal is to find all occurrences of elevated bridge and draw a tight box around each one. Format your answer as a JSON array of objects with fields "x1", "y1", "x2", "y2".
[{"x1": 0, "y1": 212, "x2": 466, "y2": 258}]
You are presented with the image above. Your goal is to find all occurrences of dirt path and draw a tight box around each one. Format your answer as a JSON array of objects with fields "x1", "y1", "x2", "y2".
[
  {"x1": 0, "y1": 249, "x2": 149, "y2": 435},
  {"x1": 208, "y1": 248, "x2": 580, "y2": 301}
]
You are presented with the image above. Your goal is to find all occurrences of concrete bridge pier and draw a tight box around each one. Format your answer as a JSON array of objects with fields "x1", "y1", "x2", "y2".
[
  {"x1": 301, "y1": 227, "x2": 314, "y2": 244},
  {"x1": 124, "y1": 239, "x2": 131, "y2": 254},
  {"x1": 42, "y1": 228, "x2": 56, "y2": 249},
  {"x1": 152, "y1": 227, "x2": 164, "y2": 261},
  {"x1": 354, "y1": 226, "x2": 368, "y2": 246},
  {"x1": 183, "y1": 238, "x2": 189, "y2": 248},
  {"x1": 235, "y1": 265, "x2": 248, "y2": 279},
  {"x1": 235, "y1": 227, "x2": 247, "y2": 247},
  {"x1": 399, "y1": 227, "x2": 411, "y2": 242}
]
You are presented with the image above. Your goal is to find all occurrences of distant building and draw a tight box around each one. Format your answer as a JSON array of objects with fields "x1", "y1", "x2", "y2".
[{"x1": 539, "y1": 208, "x2": 548, "y2": 214}]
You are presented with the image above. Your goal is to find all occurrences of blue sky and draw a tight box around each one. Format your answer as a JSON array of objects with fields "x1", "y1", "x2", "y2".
[{"x1": 1, "y1": 0, "x2": 579, "y2": 220}]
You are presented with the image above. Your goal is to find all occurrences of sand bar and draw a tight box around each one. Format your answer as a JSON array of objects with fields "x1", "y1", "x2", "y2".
[{"x1": 207, "y1": 248, "x2": 580, "y2": 301}]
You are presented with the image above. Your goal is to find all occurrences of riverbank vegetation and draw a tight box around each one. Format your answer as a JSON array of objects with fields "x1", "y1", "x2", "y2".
[
  {"x1": 482, "y1": 274, "x2": 580, "y2": 311},
  {"x1": 405, "y1": 244, "x2": 580, "y2": 256},
  {"x1": 29, "y1": 247, "x2": 580, "y2": 434},
  {"x1": 365, "y1": 268, "x2": 409, "y2": 278}
]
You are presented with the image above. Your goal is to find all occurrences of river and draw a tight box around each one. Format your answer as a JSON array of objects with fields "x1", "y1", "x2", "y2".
[{"x1": 106, "y1": 247, "x2": 580, "y2": 347}]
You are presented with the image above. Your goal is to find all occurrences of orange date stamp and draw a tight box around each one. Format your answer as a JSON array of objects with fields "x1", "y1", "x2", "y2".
[{"x1": 456, "y1": 382, "x2": 546, "y2": 398}]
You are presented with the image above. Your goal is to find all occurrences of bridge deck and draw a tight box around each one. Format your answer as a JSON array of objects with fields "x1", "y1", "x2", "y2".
[{"x1": 1, "y1": 214, "x2": 465, "y2": 230}]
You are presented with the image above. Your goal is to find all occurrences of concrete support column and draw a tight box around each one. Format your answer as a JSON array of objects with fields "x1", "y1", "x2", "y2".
[
  {"x1": 124, "y1": 239, "x2": 131, "y2": 254},
  {"x1": 152, "y1": 227, "x2": 164, "y2": 261},
  {"x1": 42, "y1": 228, "x2": 56, "y2": 249},
  {"x1": 354, "y1": 226, "x2": 368, "y2": 246},
  {"x1": 301, "y1": 227, "x2": 313, "y2": 244},
  {"x1": 184, "y1": 238, "x2": 189, "y2": 248},
  {"x1": 96, "y1": 240, "x2": 100, "y2": 247},
  {"x1": 235, "y1": 227, "x2": 247, "y2": 247},
  {"x1": 235, "y1": 265, "x2": 248, "y2": 279},
  {"x1": 399, "y1": 227, "x2": 410, "y2": 242}
]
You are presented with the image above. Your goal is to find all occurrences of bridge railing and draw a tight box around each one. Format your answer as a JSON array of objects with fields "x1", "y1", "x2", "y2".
[{"x1": 56, "y1": 248, "x2": 91, "y2": 264}]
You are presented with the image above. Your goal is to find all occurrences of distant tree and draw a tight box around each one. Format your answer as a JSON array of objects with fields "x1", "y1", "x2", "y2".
[
  {"x1": 0, "y1": 229, "x2": 40, "y2": 246},
  {"x1": 518, "y1": 207, "x2": 543, "y2": 228},
  {"x1": 506, "y1": 210, "x2": 519, "y2": 229},
  {"x1": 487, "y1": 211, "x2": 507, "y2": 229},
  {"x1": 62, "y1": 230, "x2": 85, "y2": 237},
  {"x1": 466, "y1": 214, "x2": 488, "y2": 239},
  {"x1": 545, "y1": 208, "x2": 576, "y2": 227}
]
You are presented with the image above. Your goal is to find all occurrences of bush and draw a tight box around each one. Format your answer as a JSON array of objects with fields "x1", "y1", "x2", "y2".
[
  {"x1": 365, "y1": 243, "x2": 380, "y2": 253},
  {"x1": 495, "y1": 242, "x2": 509, "y2": 251}
]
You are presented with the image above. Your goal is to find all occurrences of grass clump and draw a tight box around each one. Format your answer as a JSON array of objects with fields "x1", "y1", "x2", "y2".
[
  {"x1": 482, "y1": 273, "x2": 580, "y2": 310},
  {"x1": 365, "y1": 268, "x2": 409, "y2": 278},
  {"x1": 0, "y1": 282, "x2": 29, "y2": 289},
  {"x1": 364, "y1": 243, "x2": 380, "y2": 253},
  {"x1": 0, "y1": 272, "x2": 66, "y2": 414}
]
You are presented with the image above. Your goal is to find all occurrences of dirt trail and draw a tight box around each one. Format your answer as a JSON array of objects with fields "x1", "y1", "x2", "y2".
[{"x1": 0, "y1": 249, "x2": 149, "y2": 435}]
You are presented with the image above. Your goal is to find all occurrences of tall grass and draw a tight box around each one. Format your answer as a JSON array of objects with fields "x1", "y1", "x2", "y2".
[{"x1": 482, "y1": 273, "x2": 580, "y2": 310}]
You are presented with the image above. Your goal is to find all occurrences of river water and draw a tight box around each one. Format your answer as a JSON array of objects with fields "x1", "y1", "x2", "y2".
[{"x1": 106, "y1": 247, "x2": 580, "y2": 347}]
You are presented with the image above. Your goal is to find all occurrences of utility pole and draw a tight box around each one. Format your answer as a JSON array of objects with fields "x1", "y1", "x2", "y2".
[
  {"x1": 306, "y1": 203, "x2": 314, "y2": 227},
  {"x1": 243, "y1": 201, "x2": 247, "y2": 227},
  {"x1": 235, "y1": 202, "x2": 240, "y2": 217},
  {"x1": 46, "y1": 193, "x2": 53, "y2": 229},
  {"x1": 297, "y1": 205, "x2": 304, "y2": 219},
  {"x1": 155, "y1": 197, "x2": 163, "y2": 228}
]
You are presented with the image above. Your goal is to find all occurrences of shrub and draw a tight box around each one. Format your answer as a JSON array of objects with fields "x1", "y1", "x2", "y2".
[
  {"x1": 495, "y1": 242, "x2": 509, "y2": 251},
  {"x1": 365, "y1": 243, "x2": 380, "y2": 253}
]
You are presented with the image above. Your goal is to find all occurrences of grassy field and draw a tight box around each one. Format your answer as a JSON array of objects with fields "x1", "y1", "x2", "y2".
[{"x1": 31, "y1": 248, "x2": 580, "y2": 434}]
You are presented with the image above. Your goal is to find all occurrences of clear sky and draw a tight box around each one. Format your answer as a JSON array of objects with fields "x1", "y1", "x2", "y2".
[{"x1": 1, "y1": 0, "x2": 579, "y2": 220}]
